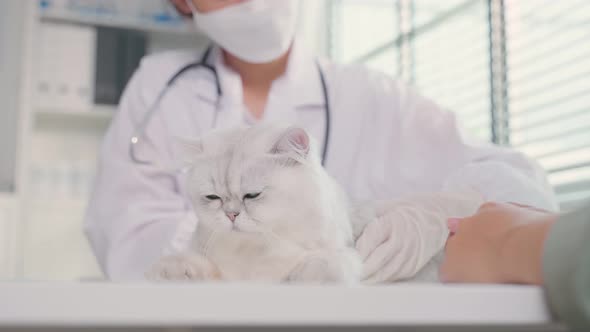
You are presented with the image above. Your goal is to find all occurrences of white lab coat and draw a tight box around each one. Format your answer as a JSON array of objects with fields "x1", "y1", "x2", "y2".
[{"x1": 85, "y1": 40, "x2": 557, "y2": 280}]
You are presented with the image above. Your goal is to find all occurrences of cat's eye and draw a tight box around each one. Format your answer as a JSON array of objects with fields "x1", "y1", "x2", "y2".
[
  {"x1": 243, "y1": 192, "x2": 261, "y2": 200},
  {"x1": 205, "y1": 194, "x2": 221, "y2": 200}
]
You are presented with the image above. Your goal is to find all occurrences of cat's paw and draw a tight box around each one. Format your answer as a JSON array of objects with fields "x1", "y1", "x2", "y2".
[
  {"x1": 146, "y1": 254, "x2": 221, "y2": 281},
  {"x1": 287, "y1": 249, "x2": 361, "y2": 284}
]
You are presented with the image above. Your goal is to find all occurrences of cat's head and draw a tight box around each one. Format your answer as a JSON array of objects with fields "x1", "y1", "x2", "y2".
[{"x1": 179, "y1": 125, "x2": 335, "y2": 239}]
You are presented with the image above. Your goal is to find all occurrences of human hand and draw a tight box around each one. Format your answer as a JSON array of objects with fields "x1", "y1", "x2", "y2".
[
  {"x1": 355, "y1": 192, "x2": 483, "y2": 283},
  {"x1": 440, "y1": 202, "x2": 557, "y2": 284}
]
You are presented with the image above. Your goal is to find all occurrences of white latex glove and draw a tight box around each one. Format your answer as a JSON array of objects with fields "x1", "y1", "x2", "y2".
[{"x1": 354, "y1": 191, "x2": 485, "y2": 283}]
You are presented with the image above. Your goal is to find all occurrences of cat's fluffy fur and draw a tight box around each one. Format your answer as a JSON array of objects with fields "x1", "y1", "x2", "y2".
[{"x1": 147, "y1": 125, "x2": 361, "y2": 283}]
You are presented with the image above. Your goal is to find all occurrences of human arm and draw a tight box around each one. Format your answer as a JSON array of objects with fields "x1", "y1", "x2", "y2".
[
  {"x1": 440, "y1": 202, "x2": 556, "y2": 284},
  {"x1": 393, "y1": 84, "x2": 557, "y2": 211},
  {"x1": 84, "y1": 61, "x2": 198, "y2": 280},
  {"x1": 354, "y1": 191, "x2": 485, "y2": 282},
  {"x1": 441, "y1": 202, "x2": 590, "y2": 329}
]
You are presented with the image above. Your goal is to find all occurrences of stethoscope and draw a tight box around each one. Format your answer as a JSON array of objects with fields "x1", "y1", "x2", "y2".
[{"x1": 129, "y1": 46, "x2": 331, "y2": 167}]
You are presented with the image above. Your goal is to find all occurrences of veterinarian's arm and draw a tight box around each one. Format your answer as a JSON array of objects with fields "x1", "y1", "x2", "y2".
[
  {"x1": 85, "y1": 65, "x2": 198, "y2": 280},
  {"x1": 387, "y1": 83, "x2": 558, "y2": 211},
  {"x1": 356, "y1": 192, "x2": 485, "y2": 283},
  {"x1": 441, "y1": 202, "x2": 590, "y2": 330}
]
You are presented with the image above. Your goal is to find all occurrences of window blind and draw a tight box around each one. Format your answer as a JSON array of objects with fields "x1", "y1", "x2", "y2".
[
  {"x1": 329, "y1": 0, "x2": 399, "y2": 73},
  {"x1": 412, "y1": 0, "x2": 492, "y2": 141},
  {"x1": 505, "y1": 0, "x2": 590, "y2": 209},
  {"x1": 329, "y1": 0, "x2": 590, "y2": 209}
]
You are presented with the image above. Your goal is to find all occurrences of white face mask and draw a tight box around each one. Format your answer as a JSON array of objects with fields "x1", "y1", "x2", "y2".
[{"x1": 186, "y1": 0, "x2": 299, "y2": 64}]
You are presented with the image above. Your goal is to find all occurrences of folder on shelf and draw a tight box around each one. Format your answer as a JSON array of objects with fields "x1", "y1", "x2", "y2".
[{"x1": 94, "y1": 27, "x2": 146, "y2": 105}]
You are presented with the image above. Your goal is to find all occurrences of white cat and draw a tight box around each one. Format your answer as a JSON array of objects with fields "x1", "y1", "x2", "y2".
[{"x1": 147, "y1": 125, "x2": 361, "y2": 283}]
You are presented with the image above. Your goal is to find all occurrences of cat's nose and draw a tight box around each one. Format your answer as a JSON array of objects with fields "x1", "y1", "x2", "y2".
[{"x1": 226, "y1": 212, "x2": 239, "y2": 222}]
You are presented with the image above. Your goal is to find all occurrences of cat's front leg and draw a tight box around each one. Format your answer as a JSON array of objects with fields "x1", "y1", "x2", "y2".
[
  {"x1": 146, "y1": 253, "x2": 221, "y2": 281},
  {"x1": 286, "y1": 249, "x2": 361, "y2": 284}
]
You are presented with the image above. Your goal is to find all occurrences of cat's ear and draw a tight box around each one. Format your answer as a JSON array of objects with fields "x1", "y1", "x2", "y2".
[
  {"x1": 171, "y1": 136, "x2": 203, "y2": 168},
  {"x1": 271, "y1": 127, "x2": 310, "y2": 158}
]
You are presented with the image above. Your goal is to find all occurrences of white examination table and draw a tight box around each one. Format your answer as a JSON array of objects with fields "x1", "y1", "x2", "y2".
[{"x1": 0, "y1": 282, "x2": 565, "y2": 331}]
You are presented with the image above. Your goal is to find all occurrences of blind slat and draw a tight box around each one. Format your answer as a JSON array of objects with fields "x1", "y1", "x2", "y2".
[
  {"x1": 510, "y1": 107, "x2": 588, "y2": 132},
  {"x1": 504, "y1": 0, "x2": 561, "y2": 22},
  {"x1": 510, "y1": 89, "x2": 589, "y2": 116},
  {"x1": 414, "y1": 41, "x2": 488, "y2": 74},
  {"x1": 508, "y1": 50, "x2": 590, "y2": 88},
  {"x1": 519, "y1": 131, "x2": 590, "y2": 157},
  {"x1": 550, "y1": 167, "x2": 590, "y2": 189},
  {"x1": 416, "y1": 70, "x2": 489, "y2": 100},
  {"x1": 508, "y1": 69, "x2": 590, "y2": 103},
  {"x1": 532, "y1": 142, "x2": 590, "y2": 160},
  {"x1": 505, "y1": 0, "x2": 590, "y2": 50},
  {"x1": 507, "y1": 29, "x2": 590, "y2": 69},
  {"x1": 513, "y1": 125, "x2": 590, "y2": 147},
  {"x1": 538, "y1": 147, "x2": 590, "y2": 173},
  {"x1": 414, "y1": 57, "x2": 489, "y2": 87}
]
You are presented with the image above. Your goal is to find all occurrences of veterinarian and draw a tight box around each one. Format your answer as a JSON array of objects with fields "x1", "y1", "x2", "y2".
[{"x1": 85, "y1": 0, "x2": 558, "y2": 280}]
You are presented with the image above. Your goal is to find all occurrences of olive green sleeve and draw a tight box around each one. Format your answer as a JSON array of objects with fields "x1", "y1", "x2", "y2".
[{"x1": 543, "y1": 202, "x2": 590, "y2": 330}]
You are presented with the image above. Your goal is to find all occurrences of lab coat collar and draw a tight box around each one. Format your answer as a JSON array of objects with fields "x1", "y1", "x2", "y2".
[{"x1": 197, "y1": 37, "x2": 325, "y2": 110}]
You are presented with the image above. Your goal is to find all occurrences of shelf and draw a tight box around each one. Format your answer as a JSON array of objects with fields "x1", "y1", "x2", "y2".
[
  {"x1": 0, "y1": 282, "x2": 559, "y2": 330},
  {"x1": 27, "y1": 194, "x2": 89, "y2": 210},
  {"x1": 35, "y1": 105, "x2": 115, "y2": 122},
  {"x1": 28, "y1": 196, "x2": 89, "y2": 207},
  {"x1": 39, "y1": 8, "x2": 195, "y2": 36},
  {"x1": 0, "y1": 192, "x2": 18, "y2": 205}
]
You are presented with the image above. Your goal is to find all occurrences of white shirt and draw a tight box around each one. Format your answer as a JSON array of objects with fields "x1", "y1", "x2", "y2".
[{"x1": 84, "y1": 39, "x2": 557, "y2": 280}]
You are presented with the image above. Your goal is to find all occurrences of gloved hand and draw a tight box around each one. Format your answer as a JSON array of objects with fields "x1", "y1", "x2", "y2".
[{"x1": 354, "y1": 191, "x2": 485, "y2": 283}]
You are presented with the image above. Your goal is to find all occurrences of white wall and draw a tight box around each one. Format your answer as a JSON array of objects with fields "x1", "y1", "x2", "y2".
[{"x1": 0, "y1": 1, "x2": 25, "y2": 193}]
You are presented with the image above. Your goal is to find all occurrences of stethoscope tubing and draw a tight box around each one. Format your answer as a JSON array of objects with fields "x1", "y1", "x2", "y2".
[{"x1": 129, "y1": 45, "x2": 330, "y2": 167}]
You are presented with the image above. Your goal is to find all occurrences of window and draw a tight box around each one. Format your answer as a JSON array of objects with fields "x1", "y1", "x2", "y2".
[
  {"x1": 505, "y1": 0, "x2": 590, "y2": 209},
  {"x1": 412, "y1": 0, "x2": 491, "y2": 141},
  {"x1": 329, "y1": 0, "x2": 590, "y2": 209},
  {"x1": 329, "y1": 0, "x2": 399, "y2": 64}
]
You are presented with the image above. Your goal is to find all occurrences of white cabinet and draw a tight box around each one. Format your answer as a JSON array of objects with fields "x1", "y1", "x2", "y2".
[
  {"x1": 0, "y1": 1, "x2": 26, "y2": 193},
  {"x1": 13, "y1": 0, "x2": 208, "y2": 281}
]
